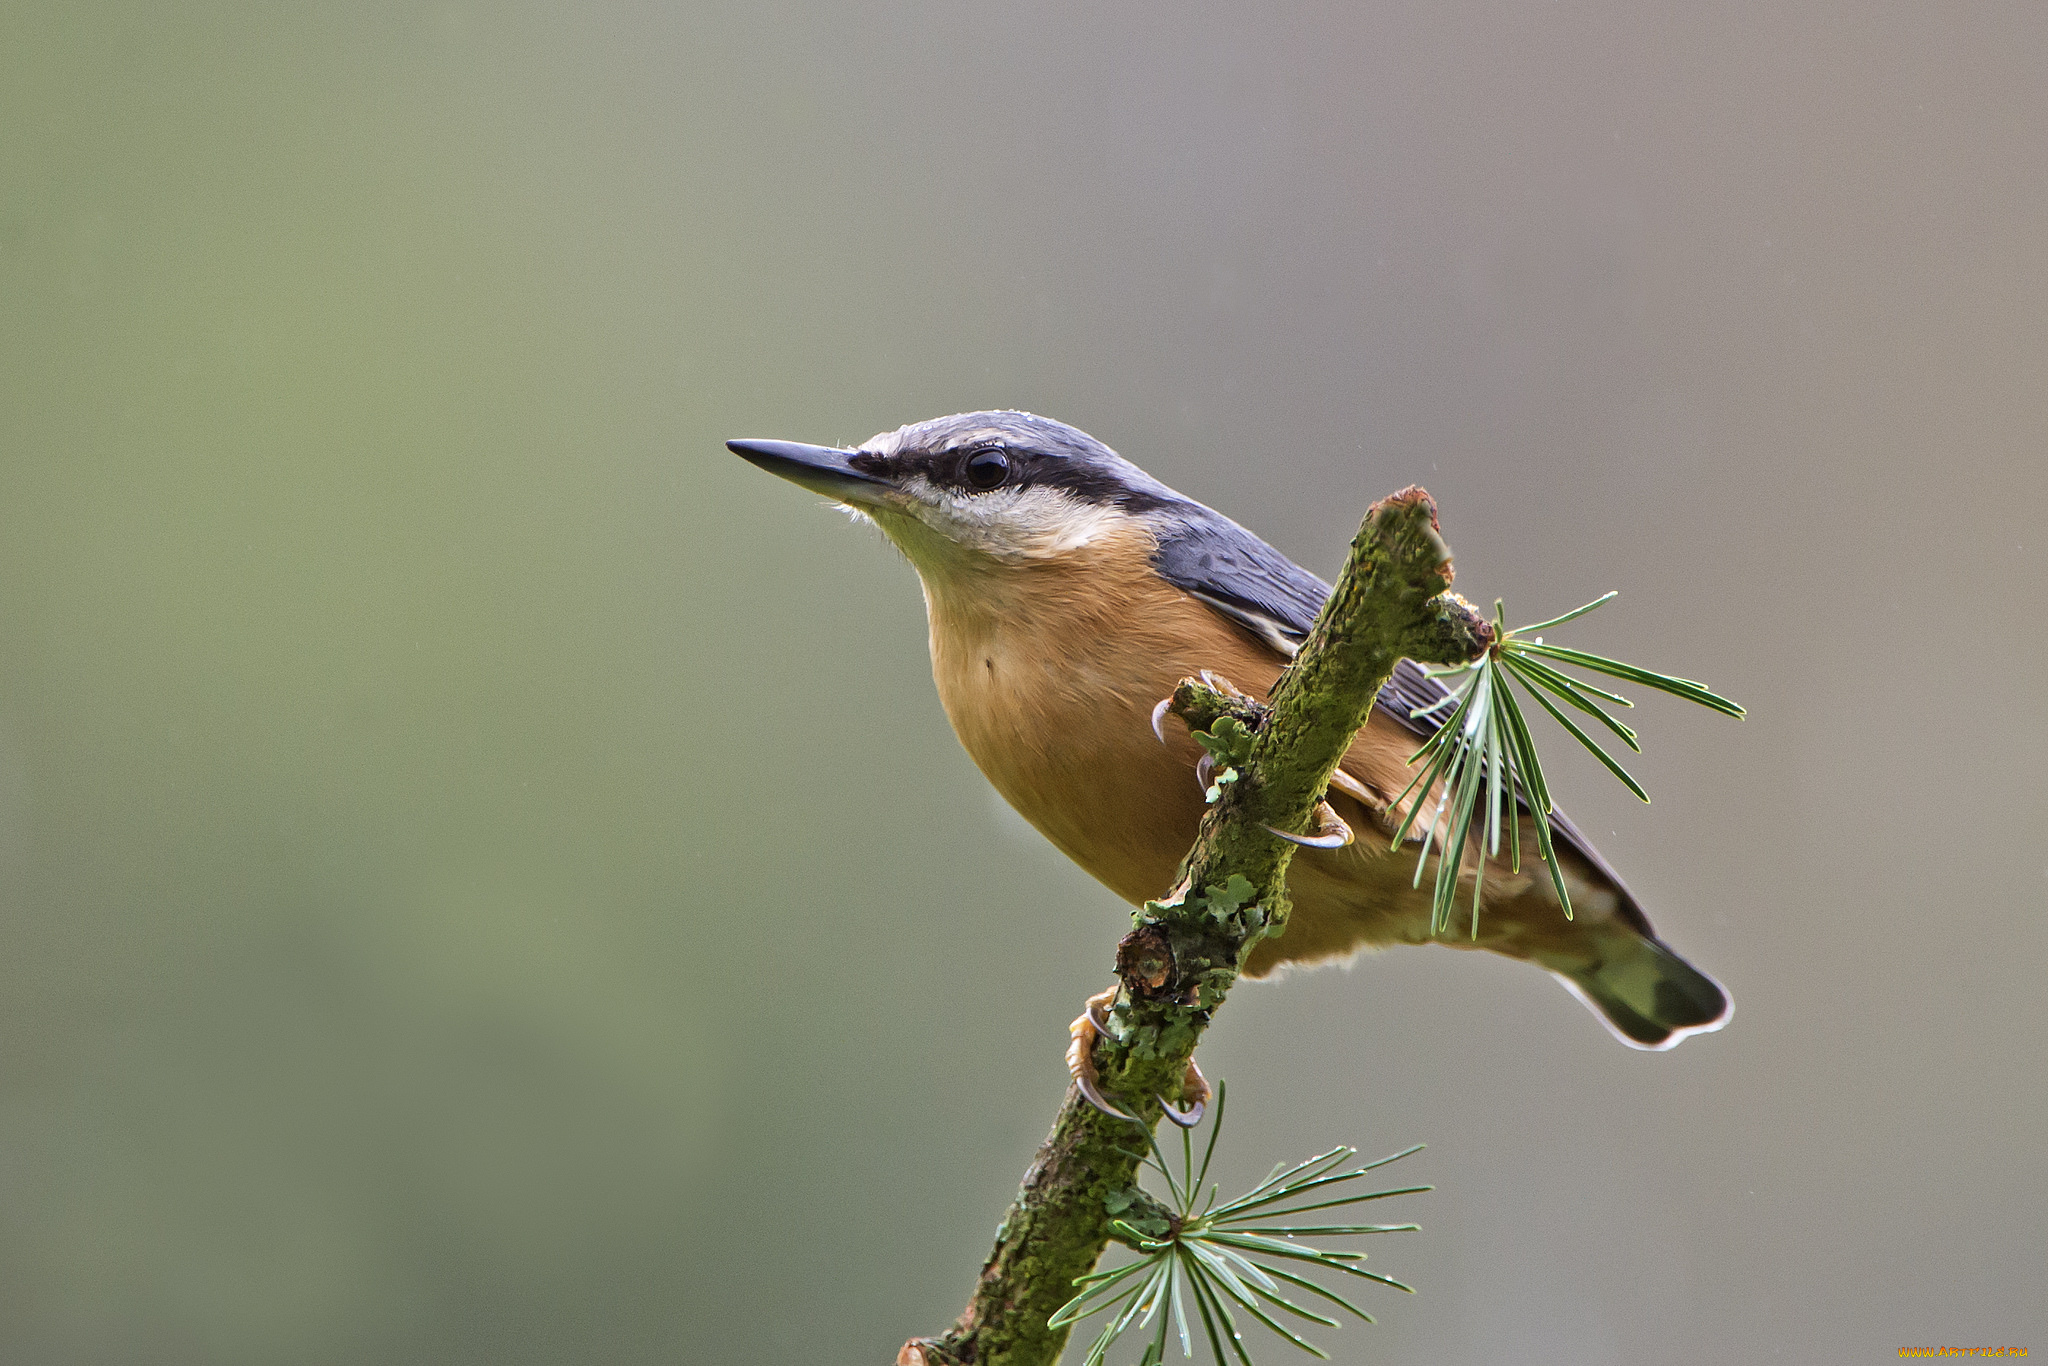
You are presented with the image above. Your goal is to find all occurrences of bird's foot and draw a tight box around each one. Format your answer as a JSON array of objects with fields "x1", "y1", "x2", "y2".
[
  {"x1": 1067, "y1": 988, "x2": 1137, "y2": 1121},
  {"x1": 1159, "y1": 1055, "x2": 1210, "y2": 1128},
  {"x1": 1263, "y1": 799, "x2": 1355, "y2": 849},
  {"x1": 1150, "y1": 671, "x2": 1257, "y2": 747},
  {"x1": 1066, "y1": 987, "x2": 1211, "y2": 1128}
]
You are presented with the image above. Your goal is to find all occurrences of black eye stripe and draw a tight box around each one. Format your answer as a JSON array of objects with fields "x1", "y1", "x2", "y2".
[{"x1": 852, "y1": 440, "x2": 1176, "y2": 514}]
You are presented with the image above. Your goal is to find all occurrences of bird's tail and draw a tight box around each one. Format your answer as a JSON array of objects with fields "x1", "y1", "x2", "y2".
[{"x1": 1548, "y1": 931, "x2": 1732, "y2": 1050}]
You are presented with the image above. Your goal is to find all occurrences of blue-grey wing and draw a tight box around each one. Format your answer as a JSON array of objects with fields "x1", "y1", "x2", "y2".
[
  {"x1": 1149, "y1": 510, "x2": 1332, "y2": 658},
  {"x1": 1150, "y1": 509, "x2": 1450, "y2": 740}
]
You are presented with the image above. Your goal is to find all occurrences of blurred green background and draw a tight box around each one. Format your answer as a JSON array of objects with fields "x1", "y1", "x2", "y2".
[{"x1": 2, "y1": 3, "x2": 2043, "y2": 1362}]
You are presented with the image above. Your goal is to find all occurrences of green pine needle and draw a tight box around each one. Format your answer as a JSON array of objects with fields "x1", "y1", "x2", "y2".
[
  {"x1": 1053, "y1": 1083, "x2": 1426, "y2": 1365},
  {"x1": 1395, "y1": 593, "x2": 1743, "y2": 938}
]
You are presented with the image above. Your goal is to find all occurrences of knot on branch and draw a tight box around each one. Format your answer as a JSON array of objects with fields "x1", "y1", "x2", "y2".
[
  {"x1": 1417, "y1": 590, "x2": 1496, "y2": 666},
  {"x1": 1102, "y1": 1186, "x2": 1180, "y2": 1248},
  {"x1": 1114, "y1": 877, "x2": 1261, "y2": 1024},
  {"x1": 1116, "y1": 922, "x2": 1174, "y2": 996},
  {"x1": 1368, "y1": 486, "x2": 1454, "y2": 590},
  {"x1": 1112, "y1": 918, "x2": 1219, "y2": 1016}
]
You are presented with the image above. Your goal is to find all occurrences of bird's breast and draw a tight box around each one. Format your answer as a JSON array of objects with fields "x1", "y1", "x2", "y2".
[{"x1": 920, "y1": 552, "x2": 1282, "y2": 906}]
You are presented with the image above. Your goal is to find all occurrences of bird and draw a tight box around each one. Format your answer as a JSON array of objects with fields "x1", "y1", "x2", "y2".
[{"x1": 728, "y1": 411, "x2": 1729, "y2": 1118}]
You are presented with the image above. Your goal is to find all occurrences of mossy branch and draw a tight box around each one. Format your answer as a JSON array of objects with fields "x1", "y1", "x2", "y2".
[{"x1": 898, "y1": 488, "x2": 1492, "y2": 1366}]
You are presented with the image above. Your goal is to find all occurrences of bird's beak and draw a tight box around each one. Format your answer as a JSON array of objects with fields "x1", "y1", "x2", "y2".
[{"x1": 727, "y1": 439, "x2": 890, "y2": 505}]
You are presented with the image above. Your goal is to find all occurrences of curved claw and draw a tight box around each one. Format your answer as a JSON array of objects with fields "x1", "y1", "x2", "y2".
[
  {"x1": 1262, "y1": 800, "x2": 1355, "y2": 849},
  {"x1": 1068, "y1": 988, "x2": 1140, "y2": 1123},
  {"x1": 1195, "y1": 752, "x2": 1217, "y2": 796},
  {"x1": 1150, "y1": 696, "x2": 1174, "y2": 744},
  {"x1": 1076, "y1": 1067, "x2": 1139, "y2": 1123},
  {"x1": 1262, "y1": 823, "x2": 1350, "y2": 849},
  {"x1": 1159, "y1": 1057, "x2": 1211, "y2": 1128}
]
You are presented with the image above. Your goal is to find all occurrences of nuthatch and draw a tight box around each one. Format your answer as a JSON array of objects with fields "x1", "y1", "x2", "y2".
[{"x1": 730, "y1": 412, "x2": 1729, "y2": 1121}]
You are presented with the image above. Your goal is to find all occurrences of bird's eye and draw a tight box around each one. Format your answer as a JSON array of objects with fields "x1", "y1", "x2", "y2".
[{"x1": 962, "y1": 447, "x2": 1011, "y2": 491}]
